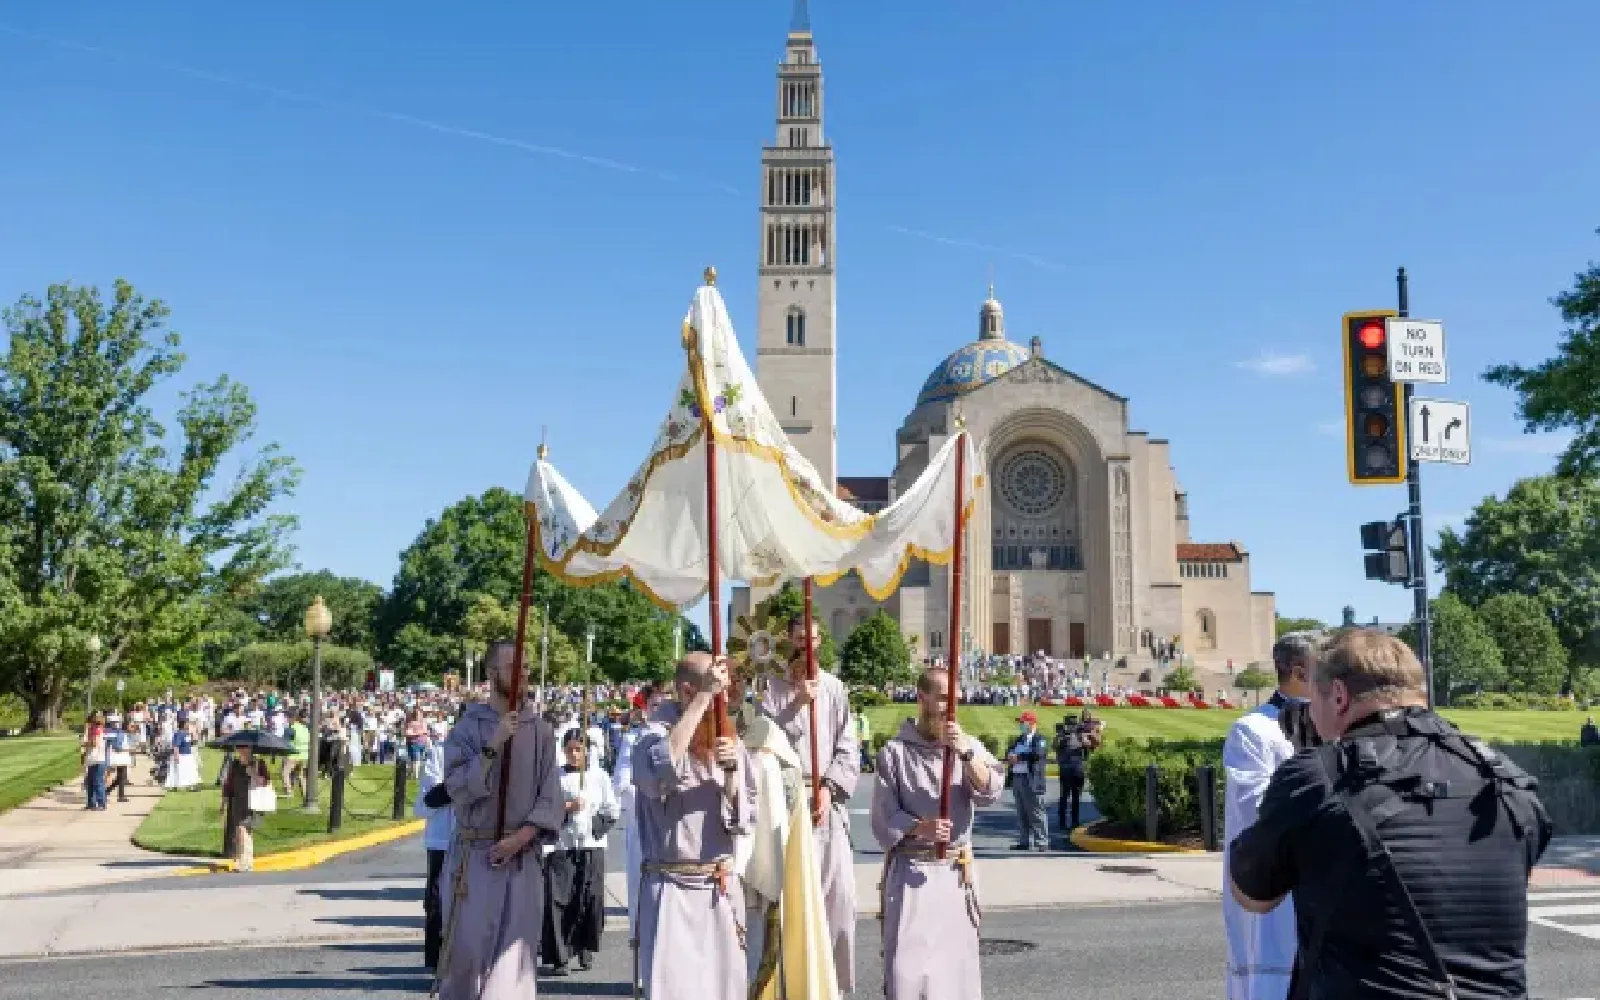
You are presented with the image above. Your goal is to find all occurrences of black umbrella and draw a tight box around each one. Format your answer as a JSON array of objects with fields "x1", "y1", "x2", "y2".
[{"x1": 208, "y1": 729, "x2": 296, "y2": 756}]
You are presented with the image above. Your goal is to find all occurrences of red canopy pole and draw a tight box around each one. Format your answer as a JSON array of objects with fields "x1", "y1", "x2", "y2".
[
  {"x1": 803, "y1": 577, "x2": 822, "y2": 821},
  {"x1": 494, "y1": 496, "x2": 541, "y2": 840},
  {"x1": 936, "y1": 431, "x2": 967, "y2": 861}
]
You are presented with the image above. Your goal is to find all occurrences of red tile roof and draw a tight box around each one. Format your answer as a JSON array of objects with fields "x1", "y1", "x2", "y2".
[
  {"x1": 1177, "y1": 543, "x2": 1242, "y2": 561},
  {"x1": 837, "y1": 477, "x2": 890, "y2": 503}
]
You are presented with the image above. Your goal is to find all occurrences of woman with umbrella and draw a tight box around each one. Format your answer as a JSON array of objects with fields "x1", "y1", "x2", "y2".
[{"x1": 215, "y1": 729, "x2": 292, "y2": 871}]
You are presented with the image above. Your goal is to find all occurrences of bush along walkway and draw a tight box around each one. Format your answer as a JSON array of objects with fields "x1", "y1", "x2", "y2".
[{"x1": 135, "y1": 748, "x2": 421, "y2": 867}]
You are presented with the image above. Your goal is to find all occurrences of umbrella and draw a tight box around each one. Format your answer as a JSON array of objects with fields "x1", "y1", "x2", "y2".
[{"x1": 208, "y1": 729, "x2": 295, "y2": 756}]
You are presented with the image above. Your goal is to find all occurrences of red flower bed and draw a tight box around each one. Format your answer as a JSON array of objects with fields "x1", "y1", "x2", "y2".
[
  {"x1": 1064, "y1": 696, "x2": 1085, "y2": 707},
  {"x1": 1218, "y1": 699, "x2": 1235, "y2": 709},
  {"x1": 1126, "y1": 695, "x2": 1150, "y2": 707},
  {"x1": 1160, "y1": 696, "x2": 1182, "y2": 708},
  {"x1": 1095, "y1": 695, "x2": 1117, "y2": 708},
  {"x1": 1190, "y1": 700, "x2": 1211, "y2": 709}
]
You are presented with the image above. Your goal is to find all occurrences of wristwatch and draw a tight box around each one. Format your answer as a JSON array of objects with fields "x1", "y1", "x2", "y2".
[
  {"x1": 481, "y1": 746, "x2": 498, "y2": 760},
  {"x1": 957, "y1": 747, "x2": 975, "y2": 763}
]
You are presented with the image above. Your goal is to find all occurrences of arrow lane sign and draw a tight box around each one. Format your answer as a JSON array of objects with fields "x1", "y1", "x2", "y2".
[{"x1": 1409, "y1": 397, "x2": 1470, "y2": 465}]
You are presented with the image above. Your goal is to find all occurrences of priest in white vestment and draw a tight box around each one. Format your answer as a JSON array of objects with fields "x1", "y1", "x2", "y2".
[{"x1": 1222, "y1": 635, "x2": 1317, "y2": 1000}]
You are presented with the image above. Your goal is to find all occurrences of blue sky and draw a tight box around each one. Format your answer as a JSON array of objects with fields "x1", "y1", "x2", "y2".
[{"x1": 2, "y1": 1, "x2": 1597, "y2": 635}]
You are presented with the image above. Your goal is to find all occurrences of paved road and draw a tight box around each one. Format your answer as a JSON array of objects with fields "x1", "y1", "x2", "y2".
[{"x1": 3, "y1": 898, "x2": 1595, "y2": 1000}]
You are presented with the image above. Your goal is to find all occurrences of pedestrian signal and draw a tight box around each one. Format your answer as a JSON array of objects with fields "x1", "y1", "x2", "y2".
[
  {"x1": 1343, "y1": 309, "x2": 1405, "y2": 485},
  {"x1": 1360, "y1": 518, "x2": 1410, "y2": 585}
]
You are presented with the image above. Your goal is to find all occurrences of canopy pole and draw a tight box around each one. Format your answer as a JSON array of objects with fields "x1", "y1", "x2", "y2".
[
  {"x1": 495, "y1": 499, "x2": 541, "y2": 840},
  {"x1": 803, "y1": 577, "x2": 822, "y2": 822},
  {"x1": 707, "y1": 426, "x2": 729, "y2": 742},
  {"x1": 936, "y1": 430, "x2": 967, "y2": 861}
]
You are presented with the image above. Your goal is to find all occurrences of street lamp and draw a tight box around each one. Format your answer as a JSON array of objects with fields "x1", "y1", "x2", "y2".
[
  {"x1": 83, "y1": 635, "x2": 102, "y2": 720},
  {"x1": 464, "y1": 651, "x2": 474, "y2": 693},
  {"x1": 302, "y1": 596, "x2": 333, "y2": 811}
]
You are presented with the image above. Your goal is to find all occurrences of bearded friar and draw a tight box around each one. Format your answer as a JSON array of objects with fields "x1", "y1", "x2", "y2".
[
  {"x1": 871, "y1": 667, "x2": 1004, "y2": 1000},
  {"x1": 632, "y1": 652, "x2": 757, "y2": 1000},
  {"x1": 434, "y1": 640, "x2": 566, "y2": 1000},
  {"x1": 757, "y1": 613, "x2": 861, "y2": 993}
]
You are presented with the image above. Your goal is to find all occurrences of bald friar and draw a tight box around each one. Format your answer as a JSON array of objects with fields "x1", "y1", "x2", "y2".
[
  {"x1": 871, "y1": 667, "x2": 1004, "y2": 1000},
  {"x1": 632, "y1": 653, "x2": 757, "y2": 1000}
]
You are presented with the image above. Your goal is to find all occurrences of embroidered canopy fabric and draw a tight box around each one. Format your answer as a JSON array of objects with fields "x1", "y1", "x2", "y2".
[{"x1": 525, "y1": 278, "x2": 981, "y2": 610}]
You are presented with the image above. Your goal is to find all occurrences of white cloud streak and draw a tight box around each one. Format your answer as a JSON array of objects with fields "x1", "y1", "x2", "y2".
[
  {"x1": 882, "y1": 225, "x2": 1071, "y2": 274},
  {"x1": 1234, "y1": 352, "x2": 1315, "y2": 377},
  {"x1": 1483, "y1": 434, "x2": 1573, "y2": 455}
]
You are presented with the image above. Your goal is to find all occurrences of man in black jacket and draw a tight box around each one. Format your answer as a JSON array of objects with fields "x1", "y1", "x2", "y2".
[
  {"x1": 1006, "y1": 710, "x2": 1050, "y2": 851},
  {"x1": 1229, "y1": 629, "x2": 1552, "y2": 999}
]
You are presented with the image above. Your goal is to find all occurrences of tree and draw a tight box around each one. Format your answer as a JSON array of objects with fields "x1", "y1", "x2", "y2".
[
  {"x1": 1399, "y1": 593, "x2": 1505, "y2": 704},
  {"x1": 756, "y1": 582, "x2": 839, "y2": 670},
  {"x1": 1483, "y1": 229, "x2": 1600, "y2": 477},
  {"x1": 460, "y1": 593, "x2": 583, "y2": 684},
  {"x1": 1476, "y1": 593, "x2": 1567, "y2": 696},
  {"x1": 1275, "y1": 615, "x2": 1324, "y2": 638},
  {"x1": 0, "y1": 281, "x2": 298, "y2": 730},
  {"x1": 242, "y1": 571, "x2": 383, "y2": 652},
  {"x1": 839, "y1": 611, "x2": 912, "y2": 689},
  {"x1": 1233, "y1": 664, "x2": 1274, "y2": 704},
  {"x1": 1163, "y1": 663, "x2": 1199, "y2": 693},
  {"x1": 378, "y1": 487, "x2": 694, "y2": 683},
  {"x1": 1434, "y1": 475, "x2": 1600, "y2": 691}
]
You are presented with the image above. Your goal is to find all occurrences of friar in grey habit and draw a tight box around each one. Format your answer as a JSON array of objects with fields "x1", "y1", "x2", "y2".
[
  {"x1": 632, "y1": 652, "x2": 757, "y2": 1000},
  {"x1": 434, "y1": 641, "x2": 566, "y2": 1000},
  {"x1": 871, "y1": 667, "x2": 1004, "y2": 1000},
  {"x1": 759, "y1": 613, "x2": 860, "y2": 993}
]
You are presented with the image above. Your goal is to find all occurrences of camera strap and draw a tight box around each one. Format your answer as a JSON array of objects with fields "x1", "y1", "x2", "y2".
[{"x1": 1308, "y1": 744, "x2": 1458, "y2": 1000}]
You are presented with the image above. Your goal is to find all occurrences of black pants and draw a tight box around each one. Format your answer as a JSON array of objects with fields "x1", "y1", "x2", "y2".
[
  {"x1": 1058, "y1": 770, "x2": 1085, "y2": 831},
  {"x1": 110, "y1": 765, "x2": 130, "y2": 802},
  {"x1": 425, "y1": 849, "x2": 446, "y2": 969}
]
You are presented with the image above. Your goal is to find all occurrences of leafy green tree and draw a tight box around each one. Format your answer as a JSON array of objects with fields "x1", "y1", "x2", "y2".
[
  {"x1": 1483, "y1": 229, "x2": 1600, "y2": 477},
  {"x1": 0, "y1": 281, "x2": 298, "y2": 730},
  {"x1": 461, "y1": 593, "x2": 583, "y2": 684},
  {"x1": 1476, "y1": 593, "x2": 1567, "y2": 696},
  {"x1": 243, "y1": 571, "x2": 383, "y2": 651},
  {"x1": 378, "y1": 487, "x2": 694, "y2": 684},
  {"x1": 1233, "y1": 664, "x2": 1274, "y2": 703},
  {"x1": 839, "y1": 611, "x2": 912, "y2": 689},
  {"x1": 1434, "y1": 475, "x2": 1600, "y2": 691},
  {"x1": 1163, "y1": 663, "x2": 1199, "y2": 693},
  {"x1": 756, "y1": 582, "x2": 839, "y2": 670},
  {"x1": 1275, "y1": 615, "x2": 1324, "y2": 638},
  {"x1": 1399, "y1": 593, "x2": 1505, "y2": 703}
]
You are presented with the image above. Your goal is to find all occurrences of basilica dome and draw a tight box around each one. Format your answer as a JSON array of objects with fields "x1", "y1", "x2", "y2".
[{"x1": 915, "y1": 288, "x2": 1029, "y2": 406}]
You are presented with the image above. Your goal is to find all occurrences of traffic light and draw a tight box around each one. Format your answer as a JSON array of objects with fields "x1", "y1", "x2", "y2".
[
  {"x1": 1343, "y1": 309, "x2": 1406, "y2": 485},
  {"x1": 1360, "y1": 518, "x2": 1410, "y2": 585}
]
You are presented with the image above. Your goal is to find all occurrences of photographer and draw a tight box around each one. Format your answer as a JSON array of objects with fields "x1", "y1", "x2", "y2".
[
  {"x1": 1229, "y1": 629, "x2": 1552, "y2": 999},
  {"x1": 1052, "y1": 713, "x2": 1098, "y2": 833}
]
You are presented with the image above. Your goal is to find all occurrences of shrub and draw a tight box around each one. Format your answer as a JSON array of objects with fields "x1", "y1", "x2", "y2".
[
  {"x1": 849, "y1": 688, "x2": 889, "y2": 712},
  {"x1": 1085, "y1": 737, "x2": 1224, "y2": 838},
  {"x1": 1452, "y1": 692, "x2": 1577, "y2": 711}
]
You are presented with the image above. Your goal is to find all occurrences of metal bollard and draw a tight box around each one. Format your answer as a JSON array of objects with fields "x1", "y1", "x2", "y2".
[
  {"x1": 1196, "y1": 764, "x2": 1218, "y2": 851},
  {"x1": 393, "y1": 749, "x2": 408, "y2": 821},
  {"x1": 1144, "y1": 763, "x2": 1160, "y2": 843},
  {"x1": 328, "y1": 750, "x2": 348, "y2": 834}
]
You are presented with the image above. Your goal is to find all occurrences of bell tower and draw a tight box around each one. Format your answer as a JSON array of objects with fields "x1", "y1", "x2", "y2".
[{"x1": 755, "y1": 0, "x2": 837, "y2": 489}]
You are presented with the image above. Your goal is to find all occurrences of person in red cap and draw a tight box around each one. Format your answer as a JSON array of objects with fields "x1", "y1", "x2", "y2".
[{"x1": 1005, "y1": 710, "x2": 1050, "y2": 850}]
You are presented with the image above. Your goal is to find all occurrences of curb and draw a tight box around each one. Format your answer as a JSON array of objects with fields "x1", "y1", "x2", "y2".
[
  {"x1": 175, "y1": 819, "x2": 425, "y2": 875},
  {"x1": 1069, "y1": 825, "x2": 1205, "y2": 855}
]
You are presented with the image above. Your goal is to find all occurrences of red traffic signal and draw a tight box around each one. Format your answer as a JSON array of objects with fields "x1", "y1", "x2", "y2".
[
  {"x1": 1342, "y1": 309, "x2": 1404, "y2": 486},
  {"x1": 1358, "y1": 323, "x2": 1386, "y2": 351}
]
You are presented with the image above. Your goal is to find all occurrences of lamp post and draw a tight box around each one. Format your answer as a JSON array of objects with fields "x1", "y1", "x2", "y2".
[
  {"x1": 303, "y1": 596, "x2": 333, "y2": 811},
  {"x1": 464, "y1": 651, "x2": 474, "y2": 693},
  {"x1": 83, "y1": 635, "x2": 102, "y2": 721},
  {"x1": 673, "y1": 619, "x2": 682, "y2": 662}
]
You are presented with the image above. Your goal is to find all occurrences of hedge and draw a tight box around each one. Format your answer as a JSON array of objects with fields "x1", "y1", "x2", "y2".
[
  {"x1": 1085, "y1": 736, "x2": 1600, "y2": 838},
  {"x1": 1451, "y1": 692, "x2": 1583, "y2": 711}
]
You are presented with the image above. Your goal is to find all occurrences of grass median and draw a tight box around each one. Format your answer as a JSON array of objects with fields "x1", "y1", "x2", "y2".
[
  {"x1": 861, "y1": 704, "x2": 1590, "y2": 746},
  {"x1": 133, "y1": 748, "x2": 413, "y2": 858},
  {"x1": 0, "y1": 734, "x2": 82, "y2": 815}
]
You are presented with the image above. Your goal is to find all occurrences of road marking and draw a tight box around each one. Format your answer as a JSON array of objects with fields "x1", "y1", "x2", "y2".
[{"x1": 1528, "y1": 887, "x2": 1600, "y2": 941}]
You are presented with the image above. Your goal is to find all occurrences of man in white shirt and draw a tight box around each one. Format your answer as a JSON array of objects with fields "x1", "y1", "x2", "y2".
[{"x1": 1222, "y1": 634, "x2": 1318, "y2": 1000}]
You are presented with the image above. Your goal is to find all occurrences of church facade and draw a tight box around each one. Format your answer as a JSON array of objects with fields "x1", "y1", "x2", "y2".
[{"x1": 734, "y1": 10, "x2": 1275, "y2": 677}]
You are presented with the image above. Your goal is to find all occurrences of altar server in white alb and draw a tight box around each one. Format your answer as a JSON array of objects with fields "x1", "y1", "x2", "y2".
[{"x1": 1222, "y1": 635, "x2": 1318, "y2": 1000}]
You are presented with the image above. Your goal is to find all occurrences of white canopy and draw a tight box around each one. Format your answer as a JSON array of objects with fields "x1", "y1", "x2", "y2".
[{"x1": 525, "y1": 275, "x2": 981, "y2": 610}]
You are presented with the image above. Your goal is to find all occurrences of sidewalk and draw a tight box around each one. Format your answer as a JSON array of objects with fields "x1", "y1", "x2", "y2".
[{"x1": 0, "y1": 774, "x2": 201, "y2": 898}]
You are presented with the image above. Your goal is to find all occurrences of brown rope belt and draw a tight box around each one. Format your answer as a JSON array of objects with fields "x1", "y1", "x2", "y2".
[
  {"x1": 430, "y1": 826, "x2": 515, "y2": 997},
  {"x1": 876, "y1": 839, "x2": 981, "y2": 950}
]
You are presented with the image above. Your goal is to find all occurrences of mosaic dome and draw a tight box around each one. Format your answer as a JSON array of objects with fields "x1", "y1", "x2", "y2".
[
  {"x1": 915, "y1": 288, "x2": 1029, "y2": 406},
  {"x1": 916, "y1": 340, "x2": 1030, "y2": 406}
]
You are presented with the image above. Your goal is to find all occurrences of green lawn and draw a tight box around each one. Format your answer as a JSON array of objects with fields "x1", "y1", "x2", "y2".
[
  {"x1": 133, "y1": 748, "x2": 413, "y2": 858},
  {"x1": 0, "y1": 734, "x2": 82, "y2": 815},
  {"x1": 861, "y1": 704, "x2": 1590, "y2": 746}
]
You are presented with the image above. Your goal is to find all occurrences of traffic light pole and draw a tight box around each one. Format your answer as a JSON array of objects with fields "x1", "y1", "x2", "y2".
[{"x1": 1398, "y1": 267, "x2": 1435, "y2": 706}]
